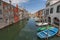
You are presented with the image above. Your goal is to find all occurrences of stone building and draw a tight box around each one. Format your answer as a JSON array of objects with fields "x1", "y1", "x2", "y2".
[
  {"x1": 45, "y1": 0, "x2": 60, "y2": 36},
  {"x1": 34, "y1": 9, "x2": 44, "y2": 19},
  {"x1": 19, "y1": 8, "x2": 29, "y2": 20},
  {"x1": 0, "y1": 0, "x2": 29, "y2": 29}
]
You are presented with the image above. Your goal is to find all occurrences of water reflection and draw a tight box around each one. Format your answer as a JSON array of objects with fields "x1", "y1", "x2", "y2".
[
  {"x1": 0, "y1": 19, "x2": 28, "y2": 40},
  {"x1": 0, "y1": 18, "x2": 60, "y2": 40},
  {"x1": 15, "y1": 18, "x2": 37, "y2": 40}
]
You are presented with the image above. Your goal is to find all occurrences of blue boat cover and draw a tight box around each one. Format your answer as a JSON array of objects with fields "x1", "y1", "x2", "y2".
[{"x1": 37, "y1": 27, "x2": 58, "y2": 38}]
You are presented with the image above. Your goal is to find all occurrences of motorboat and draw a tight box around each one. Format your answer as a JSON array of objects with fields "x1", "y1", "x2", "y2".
[{"x1": 36, "y1": 23, "x2": 48, "y2": 26}]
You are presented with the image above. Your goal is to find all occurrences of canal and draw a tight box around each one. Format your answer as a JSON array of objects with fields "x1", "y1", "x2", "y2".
[{"x1": 0, "y1": 18, "x2": 60, "y2": 40}]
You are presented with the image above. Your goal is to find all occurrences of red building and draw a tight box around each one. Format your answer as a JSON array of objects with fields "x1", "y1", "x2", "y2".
[{"x1": 13, "y1": 4, "x2": 19, "y2": 23}]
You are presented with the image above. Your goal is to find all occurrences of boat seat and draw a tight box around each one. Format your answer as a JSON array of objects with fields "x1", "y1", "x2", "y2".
[
  {"x1": 37, "y1": 32, "x2": 46, "y2": 38},
  {"x1": 49, "y1": 28, "x2": 58, "y2": 33},
  {"x1": 43, "y1": 31, "x2": 47, "y2": 34},
  {"x1": 49, "y1": 30, "x2": 55, "y2": 33},
  {"x1": 42, "y1": 31, "x2": 51, "y2": 36}
]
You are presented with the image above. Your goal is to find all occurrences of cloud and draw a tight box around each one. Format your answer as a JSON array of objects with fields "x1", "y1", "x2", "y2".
[{"x1": 3, "y1": 0, "x2": 29, "y2": 5}]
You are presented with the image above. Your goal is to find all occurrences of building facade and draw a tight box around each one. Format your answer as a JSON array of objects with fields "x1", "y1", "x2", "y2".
[
  {"x1": 45, "y1": 0, "x2": 60, "y2": 25},
  {"x1": 19, "y1": 9, "x2": 24, "y2": 20},
  {"x1": 23, "y1": 9, "x2": 29, "y2": 19},
  {"x1": 34, "y1": 9, "x2": 44, "y2": 19},
  {"x1": 19, "y1": 8, "x2": 29, "y2": 20},
  {"x1": 45, "y1": 0, "x2": 60, "y2": 36},
  {"x1": 0, "y1": 0, "x2": 4, "y2": 23},
  {"x1": 2, "y1": 1, "x2": 15, "y2": 24},
  {"x1": 0, "y1": 0, "x2": 29, "y2": 29}
]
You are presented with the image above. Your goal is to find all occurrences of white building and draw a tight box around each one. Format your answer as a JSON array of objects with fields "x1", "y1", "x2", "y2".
[
  {"x1": 45, "y1": 0, "x2": 60, "y2": 25},
  {"x1": 19, "y1": 9, "x2": 24, "y2": 20},
  {"x1": 19, "y1": 8, "x2": 29, "y2": 20},
  {"x1": 0, "y1": 0, "x2": 4, "y2": 23},
  {"x1": 0, "y1": 0, "x2": 15, "y2": 29},
  {"x1": 46, "y1": 0, "x2": 60, "y2": 5},
  {"x1": 45, "y1": 0, "x2": 60, "y2": 36}
]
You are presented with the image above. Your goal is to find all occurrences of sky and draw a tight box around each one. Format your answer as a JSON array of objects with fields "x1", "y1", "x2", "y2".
[{"x1": 3, "y1": 0, "x2": 47, "y2": 14}]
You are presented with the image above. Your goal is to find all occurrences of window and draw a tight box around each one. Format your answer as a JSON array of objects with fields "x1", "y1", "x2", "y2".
[
  {"x1": 0, "y1": 10, "x2": 2, "y2": 14},
  {"x1": 3, "y1": 6, "x2": 8, "y2": 10},
  {"x1": 44, "y1": 10, "x2": 46, "y2": 16},
  {"x1": 50, "y1": 8, "x2": 53, "y2": 14},
  {"x1": 0, "y1": 0, "x2": 1, "y2": 5},
  {"x1": 7, "y1": 6, "x2": 10, "y2": 9},
  {"x1": 3, "y1": 5, "x2": 8, "y2": 10},
  {"x1": 57, "y1": 5, "x2": 60, "y2": 13},
  {"x1": 38, "y1": 11, "x2": 40, "y2": 15},
  {"x1": 5, "y1": 7, "x2": 8, "y2": 10},
  {"x1": 53, "y1": 17, "x2": 59, "y2": 26},
  {"x1": 46, "y1": 9, "x2": 49, "y2": 15},
  {"x1": 0, "y1": 17, "x2": 3, "y2": 22},
  {"x1": 0, "y1": 18, "x2": 2, "y2": 19},
  {"x1": 48, "y1": 17, "x2": 51, "y2": 23}
]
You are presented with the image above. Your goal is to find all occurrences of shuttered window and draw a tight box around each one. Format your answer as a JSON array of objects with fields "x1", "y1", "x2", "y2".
[
  {"x1": 57, "y1": 5, "x2": 60, "y2": 13},
  {"x1": 0, "y1": 10, "x2": 2, "y2": 14},
  {"x1": 0, "y1": 18, "x2": 2, "y2": 19},
  {"x1": 50, "y1": 8, "x2": 53, "y2": 14},
  {"x1": 46, "y1": 9, "x2": 49, "y2": 15},
  {"x1": 0, "y1": 1, "x2": 1, "y2": 5}
]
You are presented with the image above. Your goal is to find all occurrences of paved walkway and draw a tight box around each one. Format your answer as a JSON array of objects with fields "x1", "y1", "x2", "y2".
[{"x1": 0, "y1": 22, "x2": 9, "y2": 29}]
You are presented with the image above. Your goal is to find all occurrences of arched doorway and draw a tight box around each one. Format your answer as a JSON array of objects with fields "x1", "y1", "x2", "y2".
[
  {"x1": 53, "y1": 17, "x2": 59, "y2": 26},
  {"x1": 48, "y1": 17, "x2": 51, "y2": 24}
]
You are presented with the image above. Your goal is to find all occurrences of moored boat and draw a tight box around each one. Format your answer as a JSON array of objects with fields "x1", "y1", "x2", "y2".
[{"x1": 37, "y1": 27, "x2": 58, "y2": 39}]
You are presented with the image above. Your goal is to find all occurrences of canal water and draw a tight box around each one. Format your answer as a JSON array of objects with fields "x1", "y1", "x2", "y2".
[{"x1": 0, "y1": 18, "x2": 60, "y2": 40}]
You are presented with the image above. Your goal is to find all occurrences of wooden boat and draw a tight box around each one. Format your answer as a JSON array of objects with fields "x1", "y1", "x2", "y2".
[
  {"x1": 37, "y1": 27, "x2": 58, "y2": 38},
  {"x1": 37, "y1": 25, "x2": 53, "y2": 31}
]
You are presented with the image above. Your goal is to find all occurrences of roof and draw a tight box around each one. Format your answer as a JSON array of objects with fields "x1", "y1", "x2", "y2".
[{"x1": 50, "y1": 1, "x2": 60, "y2": 6}]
